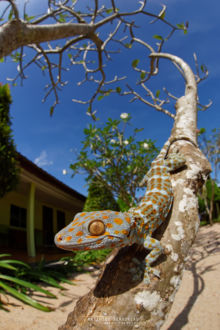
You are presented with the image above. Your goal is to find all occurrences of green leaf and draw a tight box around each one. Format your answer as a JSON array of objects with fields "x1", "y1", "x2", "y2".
[
  {"x1": 8, "y1": 9, "x2": 13, "y2": 20},
  {"x1": 106, "y1": 9, "x2": 113, "y2": 14},
  {"x1": 155, "y1": 90, "x2": 160, "y2": 98},
  {"x1": 0, "y1": 281, "x2": 52, "y2": 312},
  {"x1": 58, "y1": 14, "x2": 66, "y2": 23},
  {"x1": 125, "y1": 43, "x2": 132, "y2": 49},
  {"x1": 24, "y1": 14, "x2": 35, "y2": 22},
  {"x1": 177, "y1": 22, "x2": 188, "y2": 33},
  {"x1": 116, "y1": 87, "x2": 121, "y2": 93},
  {"x1": 0, "y1": 274, "x2": 56, "y2": 298},
  {"x1": 199, "y1": 128, "x2": 206, "y2": 134},
  {"x1": 97, "y1": 95, "x2": 104, "y2": 101},
  {"x1": 30, "y1": 273, "x2": 66, "y2": 289},
  {"x1": 132, "y1": 59, "x2": 140, "y2": 68},
  {"x1": 153, "y1": 35, "x2": 163, "y2": 41},
  {"x1": 0, "y1": 259, "x2": 30, "y2": 268},
  {"x1": 140, "y1": 71, "x2": 146, "y2": 80},
  {"x1": 177, "y1": 23, "x2": 185, "y2": 29},
  {"x1": 160, "y1": 11, "x2": 166, "y2": 20},
  {"x1": 0, "y1": 58, "x2": 4, "y2": 63},
  {"x1": 0, "y1": 254, "x2": 11, "y2": 258},
  {"x1": 50, "y1": 106, "x2": 54, "y2": 116},
  {"x1": 0, "y1": 262, "x2": 17, "y2": 271},
  {"x1": 200, "y1": 65, "x2": 205, "y2": 73}
]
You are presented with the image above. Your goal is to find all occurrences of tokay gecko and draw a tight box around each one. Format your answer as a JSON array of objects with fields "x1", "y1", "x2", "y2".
[{"x1": 55, "y1": 152, "x2": 186, "y2": 283}]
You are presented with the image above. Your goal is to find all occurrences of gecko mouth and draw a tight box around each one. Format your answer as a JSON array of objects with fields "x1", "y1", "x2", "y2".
[
  {"x1": 55, "y1": 237, "x2": 105, "y2": 250},
  {"x1": 55, "y1": 234, "x2": 119, "y2": 251}
]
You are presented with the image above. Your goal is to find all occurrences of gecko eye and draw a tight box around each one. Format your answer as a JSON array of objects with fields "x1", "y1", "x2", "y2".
[{"x1": 88, "y1": 220, "x2": 105, "y2": 236}]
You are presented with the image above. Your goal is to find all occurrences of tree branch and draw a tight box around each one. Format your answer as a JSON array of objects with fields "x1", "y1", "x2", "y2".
[{"x1": 0, "y1": 19, "x2": 94, "y2": 58}]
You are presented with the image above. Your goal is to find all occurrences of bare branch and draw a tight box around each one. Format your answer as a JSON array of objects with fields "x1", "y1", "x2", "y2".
[
  {"x1": 125, "y1": 84, "x2": 175, "y2": 119},
  {"x1": 193, "y1": 52, "x2": 209, "y2": 84}
]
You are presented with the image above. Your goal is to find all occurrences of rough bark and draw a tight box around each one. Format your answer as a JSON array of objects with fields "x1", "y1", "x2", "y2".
[
  {"x1": 59, "y1": 54, "x2": 211, "y2": 329},
  {"x1": 0, "y1": 19, "x2": 94, "y2": 58}
]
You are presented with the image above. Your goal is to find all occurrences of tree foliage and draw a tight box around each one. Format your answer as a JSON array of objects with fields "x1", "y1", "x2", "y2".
[
  {"x1": 198, "y1": 128, "x2": 219, "y2": 180},
  {"x1": 198, "y1": 179, "x2": 220, "y2": 224},
  {"x1": 198, "y1": 128, "x2": 220, "y2": 224},
  {"x1": 0, "y1": 83, "x2": 18, "y2": 198},
  {"x1": 70, "y1": 113, "x2": 158, "y2": 208},
  {"x1": 83, "y1": 177, "x2": 119, "y2": 212}
]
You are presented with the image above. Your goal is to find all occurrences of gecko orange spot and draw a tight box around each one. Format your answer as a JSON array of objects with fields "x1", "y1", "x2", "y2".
[
  {"x1": 121, "y1": 229, "x2": 129, "y2": 235},
  {"x1": 65, "y1": 236, "x2": 72, "y2": 241},
  {"x1": 104, "y1": 231, "x2": 110, "y2": 235},
  {"x1": 106, "y1": 223, "x2": 113, "y2": 228},
  {"x1": 68, "y1": 228, "x2": 74, "y2": 232},
  {"x1": 125, "y1": 216, "x2": 130, "y2": 223},
  {"x1": 77, "y1": 238, "x2": 83, "y2": 243},
  {"x1": 114, "y1": 218, "x2": 123, "y2": 225},
  {"x1": 77, "y1": 221, "x2": 85, "y2": 226},
  {"x1": 102, "y1": 215, "x2": 109, "y2": 219},
  {"x1": 114, "y1": 230, "x2": 120, "y2": 234},
  {"x1": 76, "y1": 231, "x2": 83, "y2": 237},
  {"x1": 96, "y1": 239, "x2": 103, "y2": 245}
]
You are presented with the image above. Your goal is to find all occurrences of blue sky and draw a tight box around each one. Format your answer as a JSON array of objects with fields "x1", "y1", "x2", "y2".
[{"x1": 0, "y1": 0, "x2": 219, "y2": 196}]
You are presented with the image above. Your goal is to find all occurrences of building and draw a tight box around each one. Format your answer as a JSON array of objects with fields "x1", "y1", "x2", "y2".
[{"x1": 0, "y1": 153, "x2": 85, "y2": 259}]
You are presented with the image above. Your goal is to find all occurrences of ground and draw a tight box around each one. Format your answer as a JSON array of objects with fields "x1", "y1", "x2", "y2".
[{"x1": 0, "y1": 223, "x2": 220, "y2": 330}]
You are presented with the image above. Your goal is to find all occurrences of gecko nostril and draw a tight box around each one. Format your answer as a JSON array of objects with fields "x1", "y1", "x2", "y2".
[{"x1": 57, "y1": 234, "x2": 63, "y2": 241}]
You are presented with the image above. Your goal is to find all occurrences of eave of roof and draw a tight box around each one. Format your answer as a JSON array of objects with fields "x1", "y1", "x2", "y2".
[{"x1": 16, "y1": 152, "x2": 86, "y2": 202}]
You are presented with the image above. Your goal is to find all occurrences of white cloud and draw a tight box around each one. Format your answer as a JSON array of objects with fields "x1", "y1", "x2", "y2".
[{"x1": 34, "y1": 150, "x2": 53, "y2": 167}]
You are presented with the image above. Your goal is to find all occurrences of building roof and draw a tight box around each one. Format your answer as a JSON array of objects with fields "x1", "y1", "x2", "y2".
[{"x1": 16, "y1": 152, "x2": 86, "y2": 202}]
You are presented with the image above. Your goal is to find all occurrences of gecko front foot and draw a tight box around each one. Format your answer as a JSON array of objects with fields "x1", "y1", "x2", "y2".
[{"x1": 143, "y1": 266, "x2": 160, "y2": 284}]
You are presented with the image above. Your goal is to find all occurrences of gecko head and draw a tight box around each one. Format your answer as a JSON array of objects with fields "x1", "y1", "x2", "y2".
[{"x1": 54, "y1": 210, "x2": 132, "y2": 251}]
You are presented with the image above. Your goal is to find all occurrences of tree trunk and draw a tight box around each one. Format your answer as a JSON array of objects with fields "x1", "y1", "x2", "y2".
[{"x1": 59, "y1": 54, "x2": 211, "y2": 330}]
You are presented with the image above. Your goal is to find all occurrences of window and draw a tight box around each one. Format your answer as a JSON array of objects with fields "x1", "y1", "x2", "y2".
[
  {"x1": 10, "y1": 204, "x2": 27, "y2": 228},
  {"x1": 57, "y1": 210, "x2": 65, "y2": 231}
]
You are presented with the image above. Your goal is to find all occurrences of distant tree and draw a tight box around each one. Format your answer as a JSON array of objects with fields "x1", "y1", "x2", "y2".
[
  {"x1": 0, "y1": 83, "x2": 18, "y2": 198},
  {"x1": 198, "y1": 128, "x2": 220, "y2": 224},
  {"x1": 198, "y1": 179, "x2": 220, "y2": 224},
  {"x1": 70, "y1": 113, "x2": 158, "y2": 209},
  {"x1": 83, "y1": 177, "x2": 119, "y2": 212}
]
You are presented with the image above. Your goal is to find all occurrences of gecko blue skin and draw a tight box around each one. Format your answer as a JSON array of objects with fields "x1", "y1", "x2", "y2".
[{"x1": 54, "y1": 153, "x2": 186, "y2": 283}]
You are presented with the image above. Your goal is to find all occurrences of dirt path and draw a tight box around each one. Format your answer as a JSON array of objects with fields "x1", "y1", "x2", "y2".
[{"x1": 1, "y1": 224, "x2": 220, "y2": 330}]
